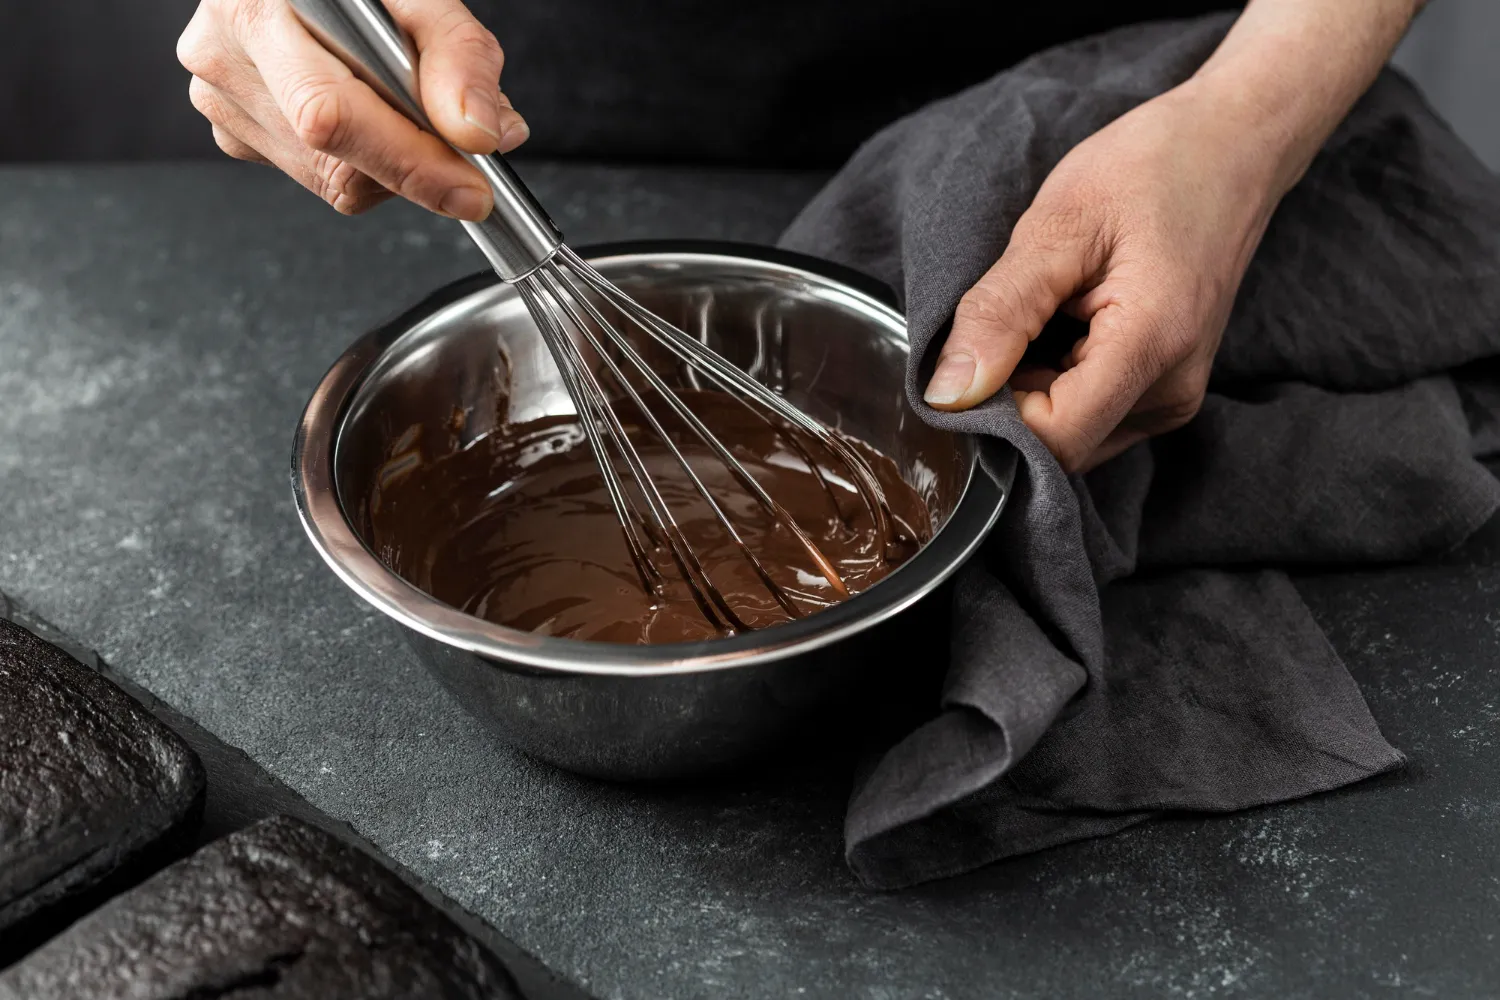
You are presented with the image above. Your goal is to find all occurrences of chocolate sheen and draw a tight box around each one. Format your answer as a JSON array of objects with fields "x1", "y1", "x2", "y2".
[{"x1": 366, "y1": 390, "x2": 931, "y2": 644}]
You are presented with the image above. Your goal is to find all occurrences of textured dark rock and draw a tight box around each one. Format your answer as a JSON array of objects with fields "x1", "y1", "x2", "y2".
[
  {"x1": 0, "y1": 617, "x2": 204, "y2": 935},
  {"x1": 0, "y1": 815, "x2": 523, "y2": 999}
]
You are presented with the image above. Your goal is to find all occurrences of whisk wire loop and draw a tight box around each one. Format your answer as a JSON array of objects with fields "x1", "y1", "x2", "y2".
[
  {"x1": 536, "y1": 263, "x2": 849, "y2": 606},
  {"x1": 532, "y1": 264, "x2": 807, "y2": 621},
  {"x1": 557, "y1": 247, "x2": 897, "y2": 556},
  {"x1": 516, "y1": 280, "x2": 741, "y2": 632},
  {"x1": 508, "y1": 247, "x2": 910, "y2": 633}
]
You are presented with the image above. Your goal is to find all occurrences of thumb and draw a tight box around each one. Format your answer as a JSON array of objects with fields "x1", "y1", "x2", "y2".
[
  {"x1": 923, "y1": 220, "x2": 1091, "y2": 412},
  {"x1": 389, "y1": 0, "x2": 529, "y2": 155}
]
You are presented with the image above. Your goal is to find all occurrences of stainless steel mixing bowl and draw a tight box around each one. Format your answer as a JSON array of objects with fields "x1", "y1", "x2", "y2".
[{"x1": 293, "y1": 241, "x2": 1014, "y2": 779}]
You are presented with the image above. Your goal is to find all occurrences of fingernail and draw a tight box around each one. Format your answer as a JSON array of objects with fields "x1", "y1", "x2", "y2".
[
  {"x1": 496, "y1": 116, "x2": 530, "y2": 154},
  {"x1": 439, "y1": 186, "x2": 491, "y2": 222},
  {"x1": 462, "y1": 86, "x2": 504, "y2": 143},
  {"x1": 924, "y1": 352, "x2": 975, "y2": 406}
]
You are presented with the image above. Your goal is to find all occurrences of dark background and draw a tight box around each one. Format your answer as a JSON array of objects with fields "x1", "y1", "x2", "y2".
[{"x1": 1, "y1": 1, "x2": 1495, "y2": 169}]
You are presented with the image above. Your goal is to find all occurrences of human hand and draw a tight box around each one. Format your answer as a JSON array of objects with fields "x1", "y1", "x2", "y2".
[
  {"x1": 923, "y1": 0, "x2": 1426, "y2": 473},
  {"x1": 921, "y1": 83, "x2": 1288, "y2": 472},
  {"x1": 177, "y1": 0, "x2": 526, "y2": 220}
]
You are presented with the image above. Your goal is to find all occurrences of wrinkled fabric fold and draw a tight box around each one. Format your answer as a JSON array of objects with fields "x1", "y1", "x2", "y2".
[{"x1": 781, "y1": 14, "x2": 1500, "y2": 889}]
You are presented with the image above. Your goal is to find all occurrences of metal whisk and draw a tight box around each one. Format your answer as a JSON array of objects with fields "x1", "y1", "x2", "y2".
[{"x1": 292, "y1": 0, "x2": 893, "y2": 633}]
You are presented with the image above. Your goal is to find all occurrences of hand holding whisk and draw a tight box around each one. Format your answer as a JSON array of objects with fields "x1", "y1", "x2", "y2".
[{"x1": 288, "y1": 0, "x2": 897, "y2": 634}]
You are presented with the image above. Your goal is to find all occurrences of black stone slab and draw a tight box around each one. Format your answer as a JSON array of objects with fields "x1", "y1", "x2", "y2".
[
  {"x1": 0, "y1": 815, "x2": 520, "y2": 999},
  {"x1": 0, "y1": 597, "x2": 591, "y2": 1000},
  {"x1": 0, "y1": 615, "x2": 203, "y2": 942},
  {"x1": 1, "y1": 163, "x2": 1497, "y2": 998}
]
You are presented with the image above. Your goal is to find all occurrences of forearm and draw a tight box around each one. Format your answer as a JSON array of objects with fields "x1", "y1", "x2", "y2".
[{"x1": 1184, "y1": 0, "x2": 1425, "y2": 197}]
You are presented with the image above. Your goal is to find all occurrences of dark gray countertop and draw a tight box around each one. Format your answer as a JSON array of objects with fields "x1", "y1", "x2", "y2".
[{"x1": 2, "y1": 163, "x2": 1497, "y2": 999}]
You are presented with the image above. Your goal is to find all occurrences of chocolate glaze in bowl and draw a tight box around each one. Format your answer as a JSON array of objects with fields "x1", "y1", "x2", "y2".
[
  {"x1": 364, "y1": 387, "x2": 933, "y2": 644},
  {"x1": 293, "y1": 242, "x2": 1014, "y2": 779}
]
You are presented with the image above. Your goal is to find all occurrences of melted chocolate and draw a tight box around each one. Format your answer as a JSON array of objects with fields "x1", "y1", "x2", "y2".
[{"x1": 366, "y1": 391, "x2": 931, "y2": 644}]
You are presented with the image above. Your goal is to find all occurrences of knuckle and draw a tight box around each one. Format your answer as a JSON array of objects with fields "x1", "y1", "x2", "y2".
[
  {"x1": 1052, "y1": 433, "x2": 1094, "y2": 474},
  {"x1": 384, "y1": 155, "x2": 428, "y2": 202},
  {"x1": 187, "y1": 76, "x2": 220, "y2": 118},
  {"x1": 310, "y1": 151, "x2": 351, "y2": 205},
  {"x1": 174, "y1": 24, "x2": 200, "y2": 71},
  {"x1": 331, "y1": 190, "x2": 383, "y2": 216},
  {"x1": 286, "y1": 77, "x2": 350, "y2": 151},
  {"x1": 210, "y1": 126, "x2": 251, "y2": 160},
  {"x1": 433, "y1": 9, "x2": 502, "y2": 53},
  {"x1": 176, "y1": 32, "x2": 226, "y2": 83},
  {"x1": 1153, "y1": 393, "x2": 1204, "y2": 430},
  {"x1": 311, "y1": 157, "x2": 384, "y2": 215},
  {"x1": 1050, "y1": 407, "x2": 1107, "y2": 473},
  {"x1": 1147, "y1": 370, "x2": 1208, "y2": 430},
  {"x1": 420, "y1": 5, "x2": 507, "y2": 72},
  {"x1": 221, "y1": 0, "x2": 271, "y2": 39},
  {"x1": 448, "y1": 18, "x2": 503, "y2": 62},
  {"x1": 954, "y1": 277, "x2": 1023, "y2": 334},
  {"x1": 954, "y1": 285, "x2": 1005, "y2": 331},
  {"x1": 1022, "y1": 200, "x2": 1091, "y2": 250}
]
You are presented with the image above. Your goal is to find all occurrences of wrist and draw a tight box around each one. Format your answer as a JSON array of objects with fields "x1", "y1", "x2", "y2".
[
  {"x1": 1171, "y1": 72, "x2": 1316, "y2": 203},
  {"x1": 1181, "y1": 0, "x2": 1423, "y2": 198},
  {"x1": 1155, "y1": 76, "x2": 1304, "y2": 224}
]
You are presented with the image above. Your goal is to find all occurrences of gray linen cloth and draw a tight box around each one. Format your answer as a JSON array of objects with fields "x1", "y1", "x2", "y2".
[{"x1": 780, "y1": 14, "x2": 1500, "y2": 889}]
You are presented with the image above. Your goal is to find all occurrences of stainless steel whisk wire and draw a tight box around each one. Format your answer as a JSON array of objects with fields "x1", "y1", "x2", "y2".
[{"x1": 291, "y1": 0, "x2": 896, "y2": 632}]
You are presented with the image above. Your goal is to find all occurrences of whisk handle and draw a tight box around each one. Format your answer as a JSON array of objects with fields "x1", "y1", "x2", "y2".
[{"x1": 287, "y1": 0, "x2": 563, "y2": 280}]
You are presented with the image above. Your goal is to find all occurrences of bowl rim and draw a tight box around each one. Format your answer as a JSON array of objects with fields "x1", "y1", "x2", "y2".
[{"x1": 292, "y1": 240, "x2": 1014, "y2": 677}]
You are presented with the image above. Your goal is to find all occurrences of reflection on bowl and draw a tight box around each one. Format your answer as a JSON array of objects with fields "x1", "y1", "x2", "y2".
[{"x1": 293, "y1": 241, "x2": 1013, "y2": 779}]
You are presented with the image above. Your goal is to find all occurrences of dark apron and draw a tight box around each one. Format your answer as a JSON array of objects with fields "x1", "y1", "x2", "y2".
[{"x1": 470, "y1": 1, "x2": 1240, "y2": 166}]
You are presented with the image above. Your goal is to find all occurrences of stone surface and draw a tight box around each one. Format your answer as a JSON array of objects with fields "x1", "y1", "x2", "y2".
[
  {"x1": 0, "y1": 597, "x2": 590, "y2": 999},
  {"x1": 1, "y1": 163, "x2": 1498, "y2": 998},
  {"x1": 0, "y1": 616, "x2": 204, "y2": 937},
  {"x1": 0, "y1": 815, "x2": 522, "y2": 999}
]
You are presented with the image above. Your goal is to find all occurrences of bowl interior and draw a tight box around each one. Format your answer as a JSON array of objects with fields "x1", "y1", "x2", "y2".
[{"x1": 330, "y1": 251, "x2": 975, "y2": 645}]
